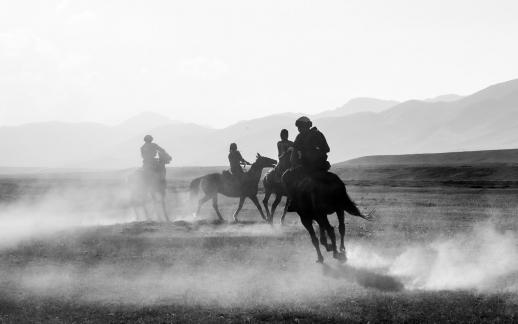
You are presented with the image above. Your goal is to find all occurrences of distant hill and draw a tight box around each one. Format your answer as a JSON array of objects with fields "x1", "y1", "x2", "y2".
[
  {"x1": 118, "y1": 111, "x2": 178, "y2": 133},
  {"x1": 314, "y1": 97, "x2": 399, "y2": 118},
  {"x1": 336, "y1": 148, "x2": 518, "y2": 167},
  {"x1": 1, "y1": 78, "x2": 518, "y2": 168},
  {"x1": 333, "y1": 148, "x2": 518, "y2": 187},
  {"x1": 424, "y1": 94, "x2": 464, "y2": 103}
]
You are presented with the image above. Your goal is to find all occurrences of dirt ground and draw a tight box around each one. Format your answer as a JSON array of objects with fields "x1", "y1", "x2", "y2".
[{"x1": 1, "y1": 176, "x2": 518, "y2": 322}]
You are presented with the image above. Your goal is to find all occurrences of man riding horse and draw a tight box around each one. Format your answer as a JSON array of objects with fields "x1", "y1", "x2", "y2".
[
  {"x1": 228, "y1": 143, "x2": 251, "y2": 179},
  {"x1": 284, "y1": 116, "x2": 330, "y2": 211},
  {"x1": 282, "y1": 117, "x2": 372, "y2": 262},
  {"x1": 131, "y1": 135, "x2": 172, "y2": 222},
  {"x1": 276, "y1": 129, "x2": 294, "y2": 180},
  {"x1": 262, "y1": 129, "x2": 294, "y2": 223},
  {"x1": 141, "y1": 135, "x2": 171, "y2": 183}
]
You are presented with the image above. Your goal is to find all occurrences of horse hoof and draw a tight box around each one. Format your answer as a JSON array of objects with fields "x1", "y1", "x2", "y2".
[
  {"x1": 334, "y1": 252, "x2": 347, "y2": 263},
  {"x1": 316, "y1": 256, "x2": 324, "y2": 263},
  {"x1": 325, "y1": 244, "x2": 333, "y2": 252},
  {"x1": 340, "y1": 247, "x2": 346, "y2": 253}
]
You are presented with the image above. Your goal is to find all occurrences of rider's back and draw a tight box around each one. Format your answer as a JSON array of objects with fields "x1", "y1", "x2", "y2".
[
  {"x1": 277, "y1": 139, "x2": 293, "y2": 175},
  {"x1": 293, "y1": 127, "x2": 330, "y2": 172},
  {"x1": 228, "y1": 150, "x2": 245, "y2": 175},
  {"x1": 141, "y1": 142, "x2": 160, "y2": 160}
]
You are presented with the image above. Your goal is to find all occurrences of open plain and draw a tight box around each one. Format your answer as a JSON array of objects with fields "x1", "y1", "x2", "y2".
[{"x1": 1, "y1": 166, "x2": 518, "y2": 323}]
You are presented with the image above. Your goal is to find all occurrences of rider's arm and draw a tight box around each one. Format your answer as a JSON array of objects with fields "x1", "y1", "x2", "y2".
[
  {"x1": 317, "y1": 132, "x2": 330, "y2": 153},
  {"x1": 154, "y1": 143, "x2": 166, "y2": 154},
  {"x1": 290, "y1": 135, "x2": 302, "y2": 165},
  {"x1": 237, "y1": 151, "x2": 251, "y2": 165}
]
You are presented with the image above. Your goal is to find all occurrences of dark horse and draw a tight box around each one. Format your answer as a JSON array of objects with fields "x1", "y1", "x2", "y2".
[
  {"x1": 128, "y1": 151, "x2": 171, "y2": 222},
  {"x1": 262, "y1": 168, "x2": 290, "y2": 224},
  {"x1": 190, "y1": 154, "x2": 277, "y2": 223},
  {"x1": 282, "y1": 170, "x2": 373, "y2": 263}
]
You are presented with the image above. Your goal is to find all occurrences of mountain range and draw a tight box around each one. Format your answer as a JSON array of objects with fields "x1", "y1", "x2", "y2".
[{"x1": 1, "y1": 78, "x2": 518, "y2": 168}]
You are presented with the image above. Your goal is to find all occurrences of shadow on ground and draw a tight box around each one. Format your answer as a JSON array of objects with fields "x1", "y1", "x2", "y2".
[{"x1": 322, "y1": 263, "x2": 404, "y2": 292}]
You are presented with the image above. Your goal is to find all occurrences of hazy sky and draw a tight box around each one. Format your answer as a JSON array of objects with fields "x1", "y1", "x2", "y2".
[{"x1": 1, "y1": 0, "x2": 518, "y2": 128}]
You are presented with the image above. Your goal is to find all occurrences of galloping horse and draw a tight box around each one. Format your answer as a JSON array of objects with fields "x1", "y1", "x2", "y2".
[
  {"x1": 190, "y1": 154, "x2": 277, "y2": 223},
  {"x1": 262, "y1": 168, "x2": 290, "y2": 224},
  {"x1": 129, "y1": 151, "x2": 171, "y2": 222},
  {"x1": 282, "y1": 170, "x2": 373, "y2": 263}
]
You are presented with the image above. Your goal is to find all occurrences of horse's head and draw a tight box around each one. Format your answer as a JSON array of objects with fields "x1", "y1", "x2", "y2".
[{"x1": 254, "y1": 153, "x2": 277, "y2": 169}]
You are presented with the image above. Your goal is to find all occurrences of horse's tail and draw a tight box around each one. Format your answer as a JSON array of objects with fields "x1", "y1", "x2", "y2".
[
  {"x1": 342, "y1": 185, "x2": 374, "y2": 221},
  {"x1": 189, "y1": 176, "x2": 203, "y2": 200}
]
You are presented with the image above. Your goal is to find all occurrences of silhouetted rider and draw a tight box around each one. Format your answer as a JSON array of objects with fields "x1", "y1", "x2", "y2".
[
  {"x1": 291, "y1": 116, "x2": 330, "y2": 172},
  {"x1": 141, "y1": 135, "x2": 169, "y2": 174},
  {"x1": 276, "y1": 129, "x2": 293, "y2": 179},
  {"x1": 228, "y1": 143, "x2": 251, "y2": 177},
  {"x1": 284, "y1": 116, "x2": 330, "y2": 211}
]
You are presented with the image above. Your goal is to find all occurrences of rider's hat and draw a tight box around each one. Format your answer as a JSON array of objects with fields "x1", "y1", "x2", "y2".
[
  {"x1": 229, "y1": 142, "x2": 237, "y2": 151},
  {"x1": 295, "y1": 116, "x2": 312, "y2": 128},
  {"x1": 144, "y1": 135, "x2": 153, "y2": 143}
]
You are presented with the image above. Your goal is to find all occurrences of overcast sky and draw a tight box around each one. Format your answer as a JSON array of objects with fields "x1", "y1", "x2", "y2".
[{"x1": 1, "y1": 0, "x2": 518, "y2": 128}]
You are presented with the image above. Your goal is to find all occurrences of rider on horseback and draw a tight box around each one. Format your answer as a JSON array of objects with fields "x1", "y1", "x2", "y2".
[
  {"x1": 276, "y1": 129, "x2": 293, "y2": 180},
  {"x1": 141, "y1": 135, "x2": 170, "y2": 177},
  {"x1": 228, "y1": 143, "x2": 251, "y2": 178},
  {"x1": 284, "y1": 116, "x2": 330, "y2": 211},
  {"x1": 291, "y1": 116, "x2": 330, "y2": 172}
]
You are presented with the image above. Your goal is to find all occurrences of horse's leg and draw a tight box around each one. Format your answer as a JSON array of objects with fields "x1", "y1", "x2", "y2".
[
  {"x1": 212, "y1": 195, "x2": 224, "y2": 222},
  {"x1": 149, "y1": 191, "x2": 160, "y2": 222},
  {"x1": 130, "y1": 191, "x2": 141, "y2": 221},
  {"x1": 161, "y1": 192, "x2": 170, "y2": 222},
  {"x1": 195, "y1": 195, "x2": 211, "y2": 217},
  {"x1": 319, "y1": 223, "x2": 332, "y2": 251},
  {"x1": 300, "y1": 214, "x2": 324, "y2": 263},
  {"x1": 336, "y1": 209, "x2": 346, "y2": 253},
  {"x1": 270, "y1": 194, "x2": 282, "y2": 223},
  {"x1": 131, "y1": 200, "x2": 141, "y2": 221},
  {"x1": 262, "y1": 189, "x2": 272, "y2": 221},
  {"x1": 250, "y1": 195, "x2": 268, "y2": 223},
  {"x1": 321, "y1": 214, "x2": 345, "y2": 262},
  {"x1": 280, "y1": 197, "x2": 289, "y2": 225},
  {"x1": 232, "y1": 197, "x2": 245, "y2": 223},
  {"x1": 142, "y1": 200, "x2": 151, "y2": 221}
]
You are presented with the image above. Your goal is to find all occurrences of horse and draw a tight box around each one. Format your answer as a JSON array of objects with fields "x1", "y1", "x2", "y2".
[
  {"x1": 189, "y1": 154, "x2": 277, "y2": 223},
  {"x1": 282, "y1": 169, "x2": 373, "y2": 263},
  {"x1": 262, "y1": 168, "x2": 290, "y2": 224},
  {"x1": 128, "y1": 151, "x2": 172, "y2": 222}
]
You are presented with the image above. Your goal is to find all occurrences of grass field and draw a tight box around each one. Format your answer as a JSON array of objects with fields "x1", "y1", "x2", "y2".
[{"x1": 1, "y1": 171, "x2": 518, "y2": 322}]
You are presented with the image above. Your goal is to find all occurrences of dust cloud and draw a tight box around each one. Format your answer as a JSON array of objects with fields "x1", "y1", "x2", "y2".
[
  {"x1": 0, "y1": 179, "x2": 136, "y2": 247},
  {"x1": 1, "y1": 180, "x2": 518, "y2": 307},
  {"x1": 388, "y1": 219, "x2": 518, "y2": 291}
]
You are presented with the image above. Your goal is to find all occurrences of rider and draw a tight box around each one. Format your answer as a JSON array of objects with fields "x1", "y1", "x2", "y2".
[
  {"x1": 284, "y1": 116, "x2": 330, "y2": 211},
  {"x1": 291, "y1": 116, "x2": 330, "y2": 173},
  {"x1": 228, "y1": 143, "x2": 251, "y2": 178},
  {"x1": 141, "y1": 135, "x2": 169, "y2": 176},
  {"x1": 276, "y1": 129, "x2": 293, "y2": 179}
]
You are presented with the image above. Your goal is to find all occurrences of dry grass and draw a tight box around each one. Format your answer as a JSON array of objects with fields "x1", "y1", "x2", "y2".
[{"x1": 1, "y1": 176, "x2": 518, "y2": 322}]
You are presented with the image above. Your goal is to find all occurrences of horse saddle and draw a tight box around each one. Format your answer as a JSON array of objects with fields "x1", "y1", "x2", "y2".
[{"x1": 222, "y1": 170, "x2": 244, "y2": 192}]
